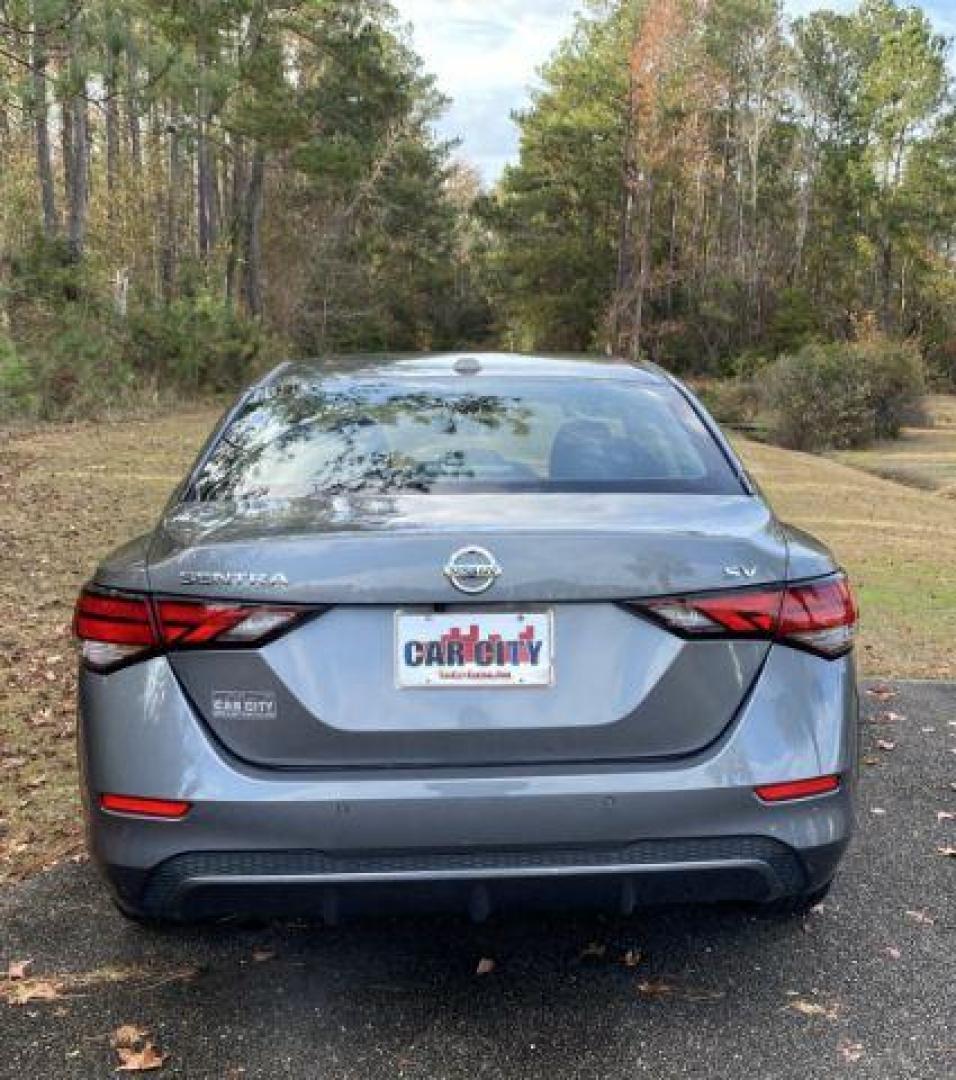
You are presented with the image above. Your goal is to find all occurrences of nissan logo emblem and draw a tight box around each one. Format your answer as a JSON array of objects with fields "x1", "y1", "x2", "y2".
[{"x1": 443, "y1": 546, "x2": 503, "y2": 595}]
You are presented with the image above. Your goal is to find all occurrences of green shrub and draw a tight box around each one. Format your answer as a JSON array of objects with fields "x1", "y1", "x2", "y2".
[
  {"x1": 0, "y1": 334, "x2": 36, "y2": 417},
  {"x1": 696, "y1": 377, "x2": 761, "y2": 426},
  {"x1": 7, "y1": 317, "x2": 136, "y2": 420},
  {"x1": 853, "y1": 337, "x2": 927, "y2": 436},
  {"x1": 765, "y1": 287, "x2": 820, "y2": 356},
  {"x1": 127, "y1": 298, "x2": 265, "y2": 393},
  {"x1": 758, "y1": 338, "x2": 927, "y2": 452}
]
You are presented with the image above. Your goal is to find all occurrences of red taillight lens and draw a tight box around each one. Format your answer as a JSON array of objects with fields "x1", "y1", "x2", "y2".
[
  {"x1": 100, "y1": 793, "x2": 191, "y2": 819},
  {"x1": 153, "y1": 599, "x2": 303, "y2": 647},
  {"x1": 75, "y1": 587, "x2": 309, "y2": 671},
  {"x1": 777, "y1": 576, "x2": 858, "y2": 657},
  {"x1": 755, "y1": 775, "x2": 840, "y2": 802},
  {"x1": 74, "y1": 589, "x2": 157, "y2": 671},
  {"x1": 644, "y1": 589, "x2": 782, "y2": 636},
  {"x1": 637, "y1": 573, "x2": 857, "y2": 658}
]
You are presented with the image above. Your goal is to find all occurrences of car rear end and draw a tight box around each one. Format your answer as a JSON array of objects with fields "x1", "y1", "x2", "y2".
[{"x1": 75, "y1": 357, "x2": 858, "y2": 922}]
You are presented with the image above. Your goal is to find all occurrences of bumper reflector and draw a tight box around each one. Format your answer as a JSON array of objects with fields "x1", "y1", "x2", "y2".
[
  {"x1": 755, "y1": 775, "x2": 840, "y2": 803},
  {"x1": 100, "y1": 794, "x2": 191, "y2": 819}
]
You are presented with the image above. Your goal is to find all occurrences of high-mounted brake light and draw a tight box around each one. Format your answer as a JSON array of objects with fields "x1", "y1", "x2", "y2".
[
  {"x1": 74, "y1": 587, "x2": 311, "y2": 672},
  {"x1": 634, "y1": 573, "x2": 857, "y2": 658}
]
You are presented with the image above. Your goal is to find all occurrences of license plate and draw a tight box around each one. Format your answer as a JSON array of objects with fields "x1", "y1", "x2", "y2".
[{"x1": 395, "y1": 611, "x2": 554, "y2": 689}]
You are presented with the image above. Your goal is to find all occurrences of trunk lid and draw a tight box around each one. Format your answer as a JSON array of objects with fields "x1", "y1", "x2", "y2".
[
  {"x1": 148, "y1": 492, "x2": 786, "y2": 768},
  {"x1": 148, "y1": 492, "x2": 786, "y2": 603}
]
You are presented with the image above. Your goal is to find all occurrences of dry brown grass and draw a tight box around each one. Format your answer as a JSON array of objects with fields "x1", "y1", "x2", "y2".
[
  {"x1": 0, "y1": 409, "x2": 217, "y2": 885},
  {"x1": 736, "y1": 434, "x2": 956, "y2": 680},
  {"x1": 1, "y1": 403, "x2": 954, "y2": 883},
  {"x1": 831, "y1": 395, "x2": 956, "y2": 497}
]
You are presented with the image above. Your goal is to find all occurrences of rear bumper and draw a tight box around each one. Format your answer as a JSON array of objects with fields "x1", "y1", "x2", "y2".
[
  {"x1": 79, "y1": 646, "x2": 858, "y2": 918},
  {"x1": 109, "y1": 835, "x2": 844, "y2": 922}
]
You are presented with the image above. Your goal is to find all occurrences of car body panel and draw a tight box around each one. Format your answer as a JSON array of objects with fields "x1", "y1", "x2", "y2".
[
  {"x1": 78, "y1": 646, "x2": 856, "y2": 905},
  {"x1": 169, "y1": 609, "x2": 769, "y2": 767},
  {"x1": 143, "y1": 492, "x2": 787, "y2": 603}
]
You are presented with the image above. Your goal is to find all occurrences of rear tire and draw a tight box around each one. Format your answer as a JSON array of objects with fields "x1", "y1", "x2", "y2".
[
  {"x1": 111, "y1": 897, "x2": 174, "y2": 928},
  {"x1": 763, "y1": 879, "x2": 833, "y2": 917}
]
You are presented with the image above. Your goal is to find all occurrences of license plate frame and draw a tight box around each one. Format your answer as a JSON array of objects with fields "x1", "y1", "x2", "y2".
[{"x1": 394, "y1": 610, "x2": 555, "y2": 690}]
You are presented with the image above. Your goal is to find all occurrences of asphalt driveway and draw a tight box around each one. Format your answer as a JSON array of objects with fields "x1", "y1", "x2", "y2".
[{"x1": 1, "y1": 681, "x2": 954, "y2": 1079}]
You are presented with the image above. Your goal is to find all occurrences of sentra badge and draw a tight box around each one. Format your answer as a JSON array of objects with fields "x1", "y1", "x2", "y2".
[{"x1": 179, "y1": 571, "x2": 289, "y2": 589}]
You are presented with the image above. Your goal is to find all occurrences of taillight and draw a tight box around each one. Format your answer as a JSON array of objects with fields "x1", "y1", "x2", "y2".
[
  {"x1": 777, "y1": 576, "x2": 858, "y2": 657},
  {"x1": 74, "y1": 590, "x2": 157, "y2": 671},
  {"x1": 74, "y1": 587, "x2": 311, "y2": 672},
  {"x1": 634, "y1": 573, "x2": 857, "y2": 658},
  {"x1": 153, "y1": 599, "x2": 303, "y2": 646}
]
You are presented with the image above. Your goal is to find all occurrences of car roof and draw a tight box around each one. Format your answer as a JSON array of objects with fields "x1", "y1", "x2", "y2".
[{"x1": 264, "y1": 353, "x2": 668, "y2": 386}]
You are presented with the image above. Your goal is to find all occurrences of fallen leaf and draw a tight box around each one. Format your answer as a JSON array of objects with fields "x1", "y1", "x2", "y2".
[
  {"x1": 681, "y1": 988, "x2": 726, "y2": 1003},
  {"x1": 862, "y1": 756, "x2": 880, "y2": 767},
  {"x1": 789, "y1": 999, "x2": 839, "y2": 1020},
  {"x1": 475, "y1": 958, "x2": 495, "y2": 976},
  {"x1": 579, "y1": 942, "x2": 606, "y2": 960},
  {"x1": 6, "y1": 959, "x2": 33, "y2": 980},
  {"x1": 621, "y1": 949, "x2": 642, "y2": 968},
  {"x1": 866, "y1": 686, "x2": 897, "y2": 700},
  {"x1": 111, "y1": 1025, "x2": 149, "y2": 1049},
  {"x1": 838, "y1": 1040, "x2": 865, "y2": 1063},
  {"x1": 2, "y1": 978, "x2": 61, "y2": 1005},
  {"x1": 876, "y1": 739, "x2": 896, "y2": 752},
  {"x1": 905, "y1": 908, "x2": 935, "y2": 925},
  {"x1": 637, "y1": 979, "x2": 673, "y2": 999},
  {"x1": 115, "y1": 1044, "x2": 168, "y2": 1072}
]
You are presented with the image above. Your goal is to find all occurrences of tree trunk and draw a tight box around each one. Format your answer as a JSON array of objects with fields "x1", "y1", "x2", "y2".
[
  {"x1": 241, "y1": 145, "x2": 266, "y2": 318},
  {"x1": 667, "y1": 185, "x2": 677, "y2": 317},
  {"x1": 31, "y1": 20, "x2": 58, "y2": 239},
  {"x1": 879, "y1": 235, "x2": 894, "y2": 333},
  {"x1": 61, "y1": 93, "x2": 74, "y2": 213},
  {"x1": 161, "y1": 110, "x2": 182, "y2": 301},
  {"x1": 105, "y1": 42, "x2": 121, "y2": 222},
  {"x1": 631, "y1": 171, "x2": 655, "y2": 361},
  {"x1": 196, "y1": 35, "x2": 220, "y2": 260},
  {"x1": 67, "y1": 77, "x2": 89, "y2": 259},
  {"x1": 226, "y1": 136, "x2": 247, "y2": 306},
  {"x1": 126, "y1": 46, "x2": 142, "y2": 178}
]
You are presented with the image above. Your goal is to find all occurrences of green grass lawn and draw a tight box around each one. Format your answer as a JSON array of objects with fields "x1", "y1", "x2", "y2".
[{"x1": 1, "y1": 404, "x2": 954, "y2": 884}]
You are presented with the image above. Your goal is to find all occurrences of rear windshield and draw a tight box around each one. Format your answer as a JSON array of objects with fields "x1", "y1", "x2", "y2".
[{"x1": 189, "y1": 376, "x2": 744, "y2": 500}]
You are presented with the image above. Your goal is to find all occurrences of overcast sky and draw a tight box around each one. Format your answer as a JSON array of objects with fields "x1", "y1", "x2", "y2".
[{"x1": 394, "y1": 0, "x2": 956, "y2": 185}]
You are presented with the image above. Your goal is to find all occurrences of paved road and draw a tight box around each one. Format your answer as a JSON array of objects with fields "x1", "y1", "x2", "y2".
[{"x1": 2, "y1": 682, "x2": 954, "y2": 1079}]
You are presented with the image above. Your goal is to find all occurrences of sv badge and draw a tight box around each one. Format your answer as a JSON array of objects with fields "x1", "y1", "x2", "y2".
[{"x1": 724, "y1": 565, "x2": 758, "y2": 579}]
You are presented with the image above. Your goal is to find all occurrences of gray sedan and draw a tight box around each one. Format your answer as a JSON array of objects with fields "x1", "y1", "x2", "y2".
[{"x1": 75, "y1": 353, "x2": 858, "y2": 923}]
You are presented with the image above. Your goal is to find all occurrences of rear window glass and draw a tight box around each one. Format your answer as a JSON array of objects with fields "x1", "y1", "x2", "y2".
[{"x1": 189, "y1": 376, "x2": 743, "y2": 500}]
